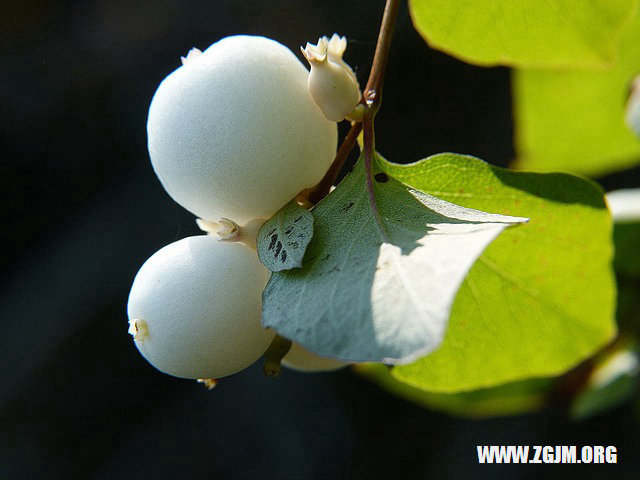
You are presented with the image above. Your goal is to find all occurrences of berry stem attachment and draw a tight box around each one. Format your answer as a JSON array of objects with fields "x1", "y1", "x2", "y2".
[
  {"x1": 196, "y1": 217, "x2": 265, "y2": 251},
  {"x1": 263, "y1": 334, "x2": 293, "y2": 377},
  {"x1": 197, "y1": 378, "x2": 219, "y2": 390}
]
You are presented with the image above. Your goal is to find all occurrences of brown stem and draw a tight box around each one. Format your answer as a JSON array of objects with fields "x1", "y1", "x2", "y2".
[
  {"x1": 360, "y1": 0, "x2": 401, "y2": 240},
  {"x1": 298, "y1": 121, "x2": 362, "y2": 206},
  {"x1": 363, "y1": 0, "x2": 401, "y2": 111},
  {"x1": 299, "y1": 0, "x2": 402, "y2": 206}
]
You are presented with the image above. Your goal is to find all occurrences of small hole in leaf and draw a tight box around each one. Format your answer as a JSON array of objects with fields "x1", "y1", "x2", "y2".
[{"x1": 374, "y1": 173, "x2": 389, "y2": 183}]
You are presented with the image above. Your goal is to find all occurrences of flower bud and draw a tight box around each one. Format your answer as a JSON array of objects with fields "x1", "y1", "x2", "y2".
[
  {"x1": 626, "y1": 75, "x2": 640, "y2": 139},
  {"x1": 302, "y1": 34, "x2": 361, "y2": 122}
]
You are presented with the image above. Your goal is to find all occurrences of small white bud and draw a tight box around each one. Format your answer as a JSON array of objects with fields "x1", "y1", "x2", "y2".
[
  {"x1": 215, "y1": 218, "x2": 240, "y2": 240},
  {"x1": 196, "y1": 217, "x2": 265, "y2": 251},
  {"x1": 180, "y1": 47, "x2": 202, "y2": 65},
  {"x1": 128, "y1": 318, "x2": 149, "y2": 342},
  {"x1": 606, "y1": 188, "x2": 640, "y2": 222},
  {"x1": 197, "y1": 378, "x2": 219, "y2": 390},
  {"x1": 625, "y1": 75, "x2": 640, "y2": 139},
  {"x1": 302, "y1": 34, "x2": 361, "y2": 122},
  {"x1": 194, "y1": 218, "x2": 239, "y2": 239},
  {"x1": 195, "y1": 218, "x2": 220, "y2": 234}
]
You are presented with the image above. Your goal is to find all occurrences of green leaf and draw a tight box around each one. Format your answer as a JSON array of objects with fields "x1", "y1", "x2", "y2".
[
  {"x1": 262, "y1": 155, "x2": 526, "y2": 363},
  {"x1": 384, "y1": 153, "x2": 616, "y2": 392},
  {"x1": 513, "y1": 14, "x2": 640, "y2": 176},
  {"x1": 570, "y1": 346, "x2": 639, "y2": 420},
  {"x1": 257, "y1": 200, "x2": 313, "y2": 271},
  {"x1": 408, "y1": 0, "x2": 637, "y2": 68},
  {"x1": 356, "y1": 363, "x2": 554, "y2": 417}
]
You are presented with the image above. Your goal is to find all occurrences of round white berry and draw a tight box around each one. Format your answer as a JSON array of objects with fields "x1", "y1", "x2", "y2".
[
  {"x1": 147, "y1": 35, "x2": 338, "y2": 224},
  {"x1": 282, "y1": 342, "x2": 347, "y2": 372},
  {"x1": 127, "y1": 235, "x2": 274, "y2": 379}
]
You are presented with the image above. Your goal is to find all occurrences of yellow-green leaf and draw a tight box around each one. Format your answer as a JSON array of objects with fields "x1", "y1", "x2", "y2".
[
  {"x1": 409, "y1": 0, "x2": 637, "y2": 68},
  {"x1": 513, "y1": 14, "x2": 640, "y2": 176},
  {"x1": 356, "y1": 363, "x2": 553, "y2": 417},
  {"x1": 383, "y1": 153, "x2": 616, "y2": 392}
]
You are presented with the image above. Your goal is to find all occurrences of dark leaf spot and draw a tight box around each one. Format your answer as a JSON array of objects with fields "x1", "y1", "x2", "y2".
[
  {"x1": 281, "y1": 250, "x2": 287, "y2": 263},
  {"x1": 340, "y1": 201, "x2": 355, "y2": 212},
  {"x1": 268, "y1": 234, "x2": 278, "y2": 251},
  {"x1": 274, "y1": 241, "x2": 282, "y2": 258},
  {"x1": 374, "y1": 173, "x2": 389, "y2": 183}
]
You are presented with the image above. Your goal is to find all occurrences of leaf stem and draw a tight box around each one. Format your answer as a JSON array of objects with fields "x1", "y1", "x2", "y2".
[
  {"x1": 299, "y1": 0, "x2": 402, "y2": 206},
  {"x1": 363, "y1": 111, "x2": 389, "y2": 242},
  {"x1": 361, "y1": 0, "x2": 401, "y2": 241}
]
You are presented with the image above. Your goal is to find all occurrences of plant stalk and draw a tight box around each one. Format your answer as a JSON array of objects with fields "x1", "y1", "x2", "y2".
[
  {"x1": 360, "y1": 0, "x2": 400, "y2": 241},
  {"x1": 298, "y1": 121, "x2": 362, "y2": 206},
  {"x1": 362, "y1": 0, "x2": 401, "y2": 112}
]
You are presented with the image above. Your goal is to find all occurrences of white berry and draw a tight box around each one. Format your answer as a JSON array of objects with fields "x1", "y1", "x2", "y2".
[
  {"x1": 282, "y1": 342, "x2": 347, "y2": 372},
  {"x1": 127, "y1": 235, "x2": 274, "y2": 379},
  {"x1": 147, "y1": 35, "x2": 338, "y2": 224}
]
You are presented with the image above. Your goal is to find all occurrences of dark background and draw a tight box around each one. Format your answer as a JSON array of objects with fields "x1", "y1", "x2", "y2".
[{"x1": 1, "y1": 1, "x2": 638, "y2": 479}]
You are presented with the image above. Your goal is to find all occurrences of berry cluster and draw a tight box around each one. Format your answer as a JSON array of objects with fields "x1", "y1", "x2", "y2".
[{"x1": 128, "y1": 35, "x2": 359, "y2": 383}]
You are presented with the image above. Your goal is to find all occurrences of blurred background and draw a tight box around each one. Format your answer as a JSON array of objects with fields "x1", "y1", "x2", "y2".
[{"x1": 1, "y1": 1, "x2": 638, "y2": 478}]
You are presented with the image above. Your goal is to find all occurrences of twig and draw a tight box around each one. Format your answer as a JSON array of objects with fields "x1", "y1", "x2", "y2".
[
  {"x1": 298, "y1": 121, "x2": 362, "y2": 206},
  {"x1": 362, "y1": 0, "x2": 401, "y2": 112}
]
